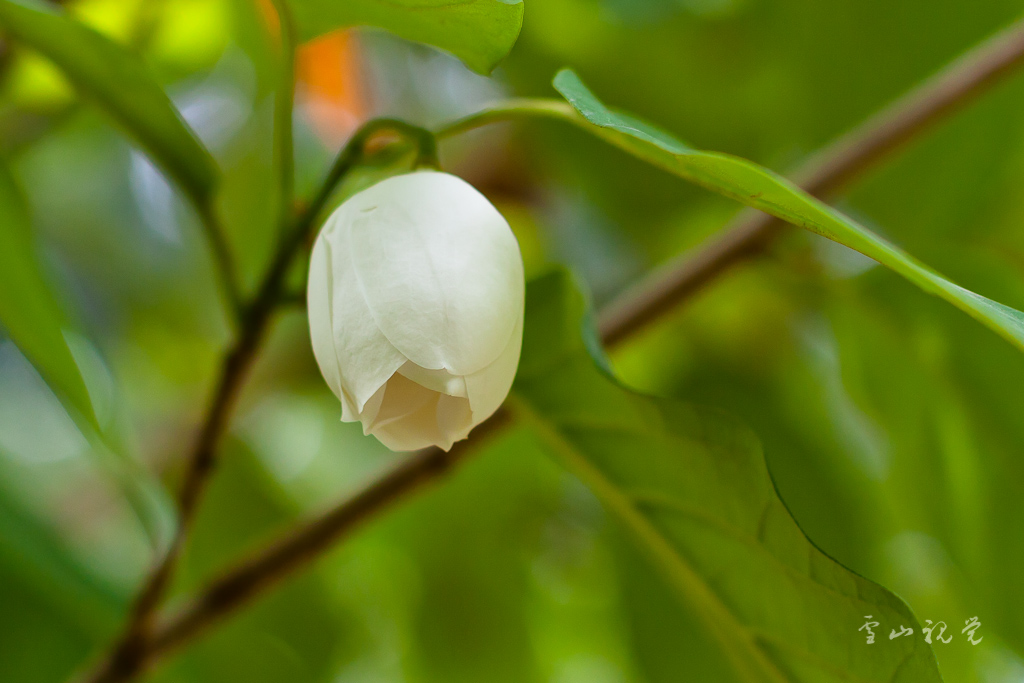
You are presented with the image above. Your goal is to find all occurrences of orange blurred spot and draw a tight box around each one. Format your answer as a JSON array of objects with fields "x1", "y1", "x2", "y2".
[{"x1": 297, "y1": 30, "x2": 368, "y2": 147}]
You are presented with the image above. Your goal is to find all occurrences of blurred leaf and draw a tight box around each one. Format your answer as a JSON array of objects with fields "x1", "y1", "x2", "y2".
[
  {"x1": 0, "y1": 0, "x2": 218, "y2": 205},
  {"x1": 510, "y1": 270, "x2": 942, "y2": 683},
  {"x1": 393, "y1": 429, "x2": 550, "y2": 683},
  {"x1": 167, "y1": 440, "x2": 354, "y2": 683},
  {"x1": 0, "y1": 491, "x2": 124, "y2": 681},
  {"x1": 613, "y1": 528, "x2": 739, "y2": 682},
  {"x1": 552, "y1": 69, "x2": 1024, "y2": 357},
  {"x1": 288, "y1": 0, "x2": 524, "y2": 75},
  {"x1": 0, "y1": 489, "x2": 124, "y2": 635},
  {"x1": 0, "y1": 161, "x2": 94, "y2": 424}
]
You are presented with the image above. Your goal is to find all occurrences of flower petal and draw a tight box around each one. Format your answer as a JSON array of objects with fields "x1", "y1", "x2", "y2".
[
  {"x1": 372, "y1": 400, "x2": 445, "y2": 451},
  {"x1": 396, "y1": 361, "x2": 468, "y2": 398},
  {"x1": 356, "y1": 381, "x2": 386, "y2": 427},
  {"x1": 362, "y1": 373, "x2": 473, "y2": 451},
  {"x1": 369, "y1": 372, "x2": 435, "y2": 430},
  {"x1": 307, "y1": 235, "x2": 344, "y2": 399},
  {"x1": 436, "y1": 393, "x2": 474, "y2": 446},
  {"x1": 463, "y1": 313, "x2": 523, "y2": 424},
  {"x1": 347, "y1": 171, "x2": 525, "y2": 376},
  {"x1": 320, "y1": 214, "x2": 407, "y2": 411}
]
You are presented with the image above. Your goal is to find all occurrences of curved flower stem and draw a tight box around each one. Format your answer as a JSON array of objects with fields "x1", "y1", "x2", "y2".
[
  {"x1": 77, "y1": 117, "x2": 437, "y2": 683},
  {"x1": 435, "y1": 98, "x2": 578, "y2": 139},
  {"x1": 296, "y1": 118, "x2": 436, "y2": 236}
]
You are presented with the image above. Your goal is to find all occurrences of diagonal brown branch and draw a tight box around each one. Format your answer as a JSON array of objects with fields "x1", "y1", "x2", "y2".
[
  {"x1": 83, "y1": 13, "x2": 1024, "y2": 682},
  {"x1": 78, "y1": 119, "x2": 427, "y2": 683},
  {"x1": 146, "y1": 411, "x2": 512, "y2": 664},
  {"x1": 598, "y1": 13, "x2": 1024, "y2": 344},
  {"x1": 79, "y1": 233, "x2": 300, "y2": 683}
]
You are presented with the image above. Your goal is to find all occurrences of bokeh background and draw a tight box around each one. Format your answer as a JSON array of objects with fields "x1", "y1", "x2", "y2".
[{"x1": 3, "y1": 0, "x2": 1024, "y2": 681}]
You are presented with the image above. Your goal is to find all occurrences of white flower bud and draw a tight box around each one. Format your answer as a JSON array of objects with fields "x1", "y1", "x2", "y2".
[{"x1": 307, "y1": 170, "x2": 525, "y2": 452}]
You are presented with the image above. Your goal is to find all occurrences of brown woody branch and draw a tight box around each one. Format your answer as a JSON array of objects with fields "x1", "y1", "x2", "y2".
[
  {"x1": 146, "y1": 411, "x2": 512, "y2": 665},
  {"x1": 83, "y1": 12, "x2": 1024, "y2": 682},
  {"x1": 599, "y1": 14, "x2": 1024, "y2": 344},
  {"x1": 79, "y1": 120, "x2": 427, "y2": 683}
]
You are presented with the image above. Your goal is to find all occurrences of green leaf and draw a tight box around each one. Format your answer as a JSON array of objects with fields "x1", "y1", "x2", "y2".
[
  {"x1": 510, "y1": 270, "x2": 943, "y2": 683},
  {"x1": 288, "y1": 0, "x2": 524, "y2": 75},
  {"x1": 0, "y1": 161, "x2": 94, "y2": 424},
  {"x1": 551, "y1": 69, "x2": 1024, "y2": 356},
  {"x1": 0, "y1": 0, "x2": 218, "y2": 205}
]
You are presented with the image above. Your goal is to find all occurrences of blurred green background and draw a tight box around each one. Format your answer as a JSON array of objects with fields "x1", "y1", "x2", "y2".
[{"x1": 3, "y1": 0, "x2": 1024, "y2": 681}]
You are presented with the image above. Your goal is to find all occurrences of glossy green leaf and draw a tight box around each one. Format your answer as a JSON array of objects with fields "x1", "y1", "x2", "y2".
[
  {"x1": 288, "y1": 0, "x2": 524, "y2": 75},
  {"x1": 510, "y1": 270, "x2": 942, "y2": 683},
  {"x1": 551, "y1": 68, "x2": 1024, "y2": 356},
  {"x1": 0, "y1": 0, "x2": 217, "y2": 205},
  {"x1": 0, "y1": 162, "x2": 94, "y2": 424}
]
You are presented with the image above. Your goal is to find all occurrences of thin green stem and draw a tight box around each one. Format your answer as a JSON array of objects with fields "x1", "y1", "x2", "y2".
[
  {"x1": 293, "y1": 118, "x2": 437, "y2": 242},
  {"x1": 269, "y1": 0, "x2": 297, "y2": 238},
  {"x1": 435, "y1": 98, "x2": 577, "y2": 139}
]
